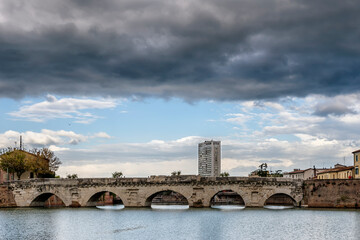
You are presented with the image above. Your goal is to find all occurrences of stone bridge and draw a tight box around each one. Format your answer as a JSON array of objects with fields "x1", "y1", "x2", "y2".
[{"x1": 5, "y1": 176, "x2": 303, "y2": 208}]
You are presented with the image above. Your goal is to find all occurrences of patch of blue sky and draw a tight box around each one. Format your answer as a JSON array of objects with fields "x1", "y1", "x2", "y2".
[
  {"x1": 271, "y1": 134, "x2": 301, "y2": 142},
  {"x1": 1, "y1": 94, "x2": 304, "y2": 147},
  {"x1": 0, "y1": 98, "x2": 40, "y2": 132},
  {"x1": 93, "y1": 98, "x2": 238, "y2": 142},
  {"x1": 1, "y1": 95, "x2": 247, "y2": 145}
]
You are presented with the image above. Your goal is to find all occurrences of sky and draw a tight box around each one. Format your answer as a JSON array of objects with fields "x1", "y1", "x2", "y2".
[{"x1": 0, "y1": 0, "x2": 360, "y2": 177}]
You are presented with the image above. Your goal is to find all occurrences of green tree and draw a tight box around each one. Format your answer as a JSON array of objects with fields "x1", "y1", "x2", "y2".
[
  {"x1": 0, "y1": 149, "x2": 27, "y2": 180},
  {"x1": 171, "y1": 170, "x2": 181, "y2": 176},
  {"x1": 257, "y1": 163, "x2": 268, "y2": 177},
  {"x1": 26, "y1": 155, "x2": 49, "y2": 178},
  {"x1": 66, "y1": 174, "x2": 78, "y2": 179},
  {"x1": 26, "y1": 148, "x2": 50, "y2": 177},
  {"x1": 112, "y1": 171, "x2": 123, "y2": 178},
  {"x1": 269, "y1": 170, "x2": 283, "y2": 177},
  {"x1": 220, "y1": 172, "x2": 230, "y2": 177},
  {"x1": 38, "y1": 148, "x2": 62, "y2": 172}
]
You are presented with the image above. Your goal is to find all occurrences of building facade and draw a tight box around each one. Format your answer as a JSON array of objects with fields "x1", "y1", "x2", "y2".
[
  {"x1": 283, "y1": 168, "x2": 318, "y2": 180},
  {"x1": 353, "y1": 149, "x2": 360, "y2": 179},
  {"x1": 198, "y1": 140, "x2": 221, "y2": 177},
  {"x1": 0, "y1": 149, "x2": 49, "y2": 183},
  {"x1": 317, "y1": 166, "x2": 354, "y2": 179}
]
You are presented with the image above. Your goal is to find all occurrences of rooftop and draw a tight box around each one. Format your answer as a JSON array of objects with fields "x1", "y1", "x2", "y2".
[
  {"x1": 317, "y1": 166, "x2": 354, "y2": 174},
  {"x1": 0, "y1": 149, "x2": 49, "y2": 162},
  {"x1": 286, "y1": 168, "x2": 313, "y2": 174}
]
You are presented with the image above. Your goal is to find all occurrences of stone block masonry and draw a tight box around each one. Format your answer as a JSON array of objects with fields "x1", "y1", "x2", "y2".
[
  {"x1": 5, "y1": 176, "x2": 303, "y2": 208},
  {"x1": 0, "y1": 185, "x2": 17, "y2": 207},
  {"x1": 304, "y1": 179, "x2": 360, "y2": 208},
  {"x1": 2, "y1": 178, "x2": 360, "y2": 209}
]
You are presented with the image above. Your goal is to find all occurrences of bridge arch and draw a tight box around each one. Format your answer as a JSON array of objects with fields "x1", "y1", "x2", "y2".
[
  {"x1": 263, "y1": 193, "x2": 296, "y2": 206},
  {"x1": 84, "y1": 190, "x2": 126, "y2": 207},
  {"x1": 210, "y1": 189, "x2": 245, "y2": 206},
  {"x1": 30, "y1": 192, "x2": 67, "y2": 207},
  {"x1": 206, "y1": 187, "x2": 248, "y2": 207},
  {"x1": 144, "y1": 189, "x2": 190, "y2": 207}
]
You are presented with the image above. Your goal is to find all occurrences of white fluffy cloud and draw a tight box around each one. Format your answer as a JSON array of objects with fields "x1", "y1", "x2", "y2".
[
  {"x1": 218, "y1": 93, "x2": 360, "y2": 173},
  {"x1": 227, "y1": 93, "x2": 360, "y2": 139},
  {"x1": 8, "y1": 95, "x2": 119, "y2": 123},
  {"x1": 0, "y1": 129, "x2": 111, "y2": 149},
  {"x1": 49, "y1": 92, "x2": 360, "y2": 177},
  {"x1": 55, "y1": 132, "x2": 357, "y2": 178},
  {"x1": 4, "y1": 93, "x2": 360, "y2": 178}
]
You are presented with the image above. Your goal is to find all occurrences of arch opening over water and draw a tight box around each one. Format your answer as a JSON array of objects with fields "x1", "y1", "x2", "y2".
[
  {"x1": 30, "y1": 193, "x2": 65, "y2": 207},
  {"x1": 145, "y1": 190, "x2": 189, "y2": 207},
  {"x1": 86, "y1": 191, "x2": 123, "y2": 207},
  {"x1": 264, "y1": 193, "x2": 296, "y2": 207},
  {"x1": 210, "y1": 190, "x2": 245, "y2": 208}
]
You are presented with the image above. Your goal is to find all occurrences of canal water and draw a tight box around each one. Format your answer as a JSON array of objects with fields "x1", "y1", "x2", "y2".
[{"x1": 0, "y1": 207, "x2": 359, "y2": 240}]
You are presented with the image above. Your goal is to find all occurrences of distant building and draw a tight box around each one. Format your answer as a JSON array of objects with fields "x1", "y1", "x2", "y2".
[
  {"x1": 283, "y1": 168, "x2": 318, "y2": 180},
  {"x1": 317, "y1": 165, "x2": 354, "y2": 179},
  {"x1": 283, "y1": 167, "x2": 329, "y2": 180},
  {"x1": 198, "y1": 140, "x2": 221, "y2": 177},
  {"x1": 0, "y1": 149, "x2": 49, "y2": 183},
  {"x1": 353, "y1": 149, "x2": 360, "y2": 179}
]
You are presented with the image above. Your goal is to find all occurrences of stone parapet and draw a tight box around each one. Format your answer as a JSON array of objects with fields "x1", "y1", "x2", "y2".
[{"x1": 7, "y1": 176, "x2": 303, "y2": 187}]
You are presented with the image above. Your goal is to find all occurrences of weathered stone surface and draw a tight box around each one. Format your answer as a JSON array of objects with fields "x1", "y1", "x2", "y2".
[
  {"x1": 304, "y1": 179, "x2": 360, "y2": 208},
  {"x1": 5, "y1": 176, "x2": 303, "y2": 208},
  {"x1": 0, "y1": 185, "x2": 17, "y2": 207}
]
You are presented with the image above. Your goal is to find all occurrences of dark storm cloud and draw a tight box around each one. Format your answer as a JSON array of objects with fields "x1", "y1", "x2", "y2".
[{"x1": 0, "y1": 0, "x2": 360, "y2": 100}]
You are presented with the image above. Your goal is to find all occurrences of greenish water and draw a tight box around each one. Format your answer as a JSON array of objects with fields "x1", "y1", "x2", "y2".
[{"x1": 0, "y1": 207, "x2": 359, "y2": 240}]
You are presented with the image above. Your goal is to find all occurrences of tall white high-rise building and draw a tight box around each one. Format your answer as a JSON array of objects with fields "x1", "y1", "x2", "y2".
[{"x1": 198, "y1": 140, "x2": 221, "y2": 177}]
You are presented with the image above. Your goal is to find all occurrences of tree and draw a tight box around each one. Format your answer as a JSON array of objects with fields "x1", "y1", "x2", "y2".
[
  {"x1": 26, "y1": 148, "x2": 49, "y2": 177},
  {"x1": 171, "y1": 170, "x2": 181, "y2": 176},
  {"x1": 257, "y1": 163, "x2": 268, "y2": 177},
  {"x1": 259, "y1": 163, "x2": 268, "y2": 171},
  {"x1": 0, "y1": 149, "x2": 27, "y2": 180},
  {"x1": 66, "y1": 174, "x2": 78, "y2": 179},
  {"x1": 269, "y1": 170, "x2": 283, "y2": 177},
  {"x1": 0, "y1": 147, "x2": 61, "y2": 180},
  {"x1": 112, "y1": 171, "x2": 123, "y2": 178},
  {"x1": 220, "y1": 172, "x2": 230, "y2": 177},
  {"x1": 37, "y1": 148, "x2": 62, "y2": 172},
  {"x1": 26, "y1": 154, "x2": 49, "y2": 178}
]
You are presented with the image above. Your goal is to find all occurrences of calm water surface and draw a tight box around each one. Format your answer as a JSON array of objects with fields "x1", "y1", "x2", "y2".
[{"x1": 0, "y1": 207, "x2": 359, "y2": 240}]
